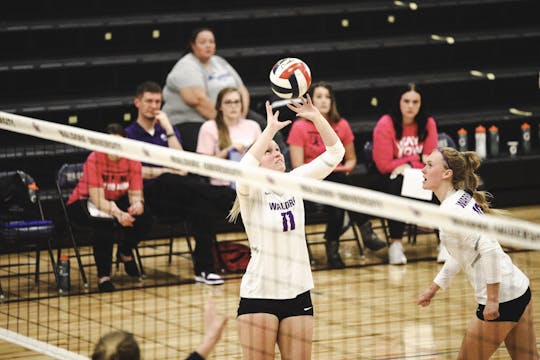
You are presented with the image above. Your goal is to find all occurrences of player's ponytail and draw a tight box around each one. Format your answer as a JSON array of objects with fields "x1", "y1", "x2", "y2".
[
  {"x1": 227, "y1": 197, "x2": 241, "y2": 223},
  {"x1": 441, "y1": 148, "x2": 495, "y2": 214},
  {"x1": 461, "y1": 151, "x2": 481, "y2": 194},
  {"x1": 462, "y1": 152, "x2": 494, "y2": 214}
]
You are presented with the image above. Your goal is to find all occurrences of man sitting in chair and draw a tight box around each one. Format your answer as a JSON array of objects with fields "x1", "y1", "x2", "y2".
[
  {"x1": 126, "y1": 81, "x2": 229, "y2": 285},
  {"x1": 66, "y1": 123, "x2": 152, "y2": 292}
]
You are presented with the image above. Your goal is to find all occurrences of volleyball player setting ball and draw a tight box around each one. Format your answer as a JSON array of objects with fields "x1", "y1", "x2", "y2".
[{"x1": 230, "y1": 59, "x2": 344, "y2": 359}]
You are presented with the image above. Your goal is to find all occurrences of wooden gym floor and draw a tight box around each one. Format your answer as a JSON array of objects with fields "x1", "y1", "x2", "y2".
[{"x1": 0, "y1": 205, "x2": 538, "y2": 359}]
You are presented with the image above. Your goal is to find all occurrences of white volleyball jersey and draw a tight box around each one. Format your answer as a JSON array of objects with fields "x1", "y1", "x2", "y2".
[
  {"x1": 238, "y1": 143, "x2": 344, "y2": 299},
  {"x1": 434, "y1": 189, "x2": 529, "y2": 304}
]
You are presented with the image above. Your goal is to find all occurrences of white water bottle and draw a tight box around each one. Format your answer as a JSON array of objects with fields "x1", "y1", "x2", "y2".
[
  {"x1": 457, "y1": 128, "x2": 468, "y2": 151},
  {"x1": 475, "y1": 125, "x2": 486, "y2": 159}
]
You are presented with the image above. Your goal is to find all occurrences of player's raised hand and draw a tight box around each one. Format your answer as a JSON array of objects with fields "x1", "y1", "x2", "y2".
[
  {"x1": 286, "y1": 94, "x2": 321, "y2": 122},
  {"x1": 265, "y1": 100, "x2": 291, "y2": 133}
]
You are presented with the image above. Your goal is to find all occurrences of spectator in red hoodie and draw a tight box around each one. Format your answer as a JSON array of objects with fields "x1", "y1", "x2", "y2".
[
  {"x1": 372, "y1": 83, "x2": 438, "y2": 265},
  {"x1": 288, "y1": 81, "x2": 385, "y2": 269}
]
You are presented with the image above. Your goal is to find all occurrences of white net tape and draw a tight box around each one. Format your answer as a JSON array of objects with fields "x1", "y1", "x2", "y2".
[
  {"x1": 1, "y1": 110, "x2": 539, "y2": 251},
  {"x1": 0, "y1": 328, "x2": 88, "y2": 360}
]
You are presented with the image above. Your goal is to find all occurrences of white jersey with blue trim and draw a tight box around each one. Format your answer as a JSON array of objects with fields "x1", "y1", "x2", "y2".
[
  {"x1": 434, "y1": 189, "x2": 529, "y2": 304},
  {"x1": 237, "y1": 142, "x2": 344, "y2": 299}
]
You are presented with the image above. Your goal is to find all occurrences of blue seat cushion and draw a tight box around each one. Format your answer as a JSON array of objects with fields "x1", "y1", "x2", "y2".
[{"x1": 1, "y1": 220, "x2": 54, "y2": 242}]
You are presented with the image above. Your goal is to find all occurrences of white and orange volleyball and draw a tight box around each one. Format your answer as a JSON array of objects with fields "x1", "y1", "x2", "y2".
[{"x1": 269, "y1": 58, "x2": 312, "y2": 99}]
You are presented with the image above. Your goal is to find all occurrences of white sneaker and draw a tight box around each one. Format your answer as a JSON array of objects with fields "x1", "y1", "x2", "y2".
[
  {"x1": 389, "y1": 242, "x2": 407, "y2": 265},
  {"x1": 195, "y1": 272, "x2": 224, "y2": 285},
  {"x1": 437, "y1": 244, "x2": 449, "y2": 263}
]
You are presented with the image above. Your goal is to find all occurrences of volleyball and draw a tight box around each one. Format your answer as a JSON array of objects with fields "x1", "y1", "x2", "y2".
[{"x1": 269, "y1": 57, "x2": 312, "y2": 99}]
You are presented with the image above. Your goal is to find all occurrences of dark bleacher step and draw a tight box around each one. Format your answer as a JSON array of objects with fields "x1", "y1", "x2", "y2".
[
  {"x1": 0, "y1": 95, "x2": 132, "y2": 115},
  {"x1": 2, "y1": 0, "x2": 524, "y2": 31},
  {"x1": 250, "y1": 65, "x2": 540, "y2": 95},
  {"x1": 0, "y1": 143, "x2": 88, "y2": 160},
  {"x1": 3, "y1": 26, "x2": 539, "y2": 73},
  {"x1": 2, "y1": 25, "x2": 539, "y2": 105},
  {"x1": 1, "y1": 0, "x2": 535, "y2": 59},
  {"x1": 4, "y1": 67, "x2": 538, "y2": 117},
  {"x1": 1, "y1": 64, "x2": 537, "y2": 129}
]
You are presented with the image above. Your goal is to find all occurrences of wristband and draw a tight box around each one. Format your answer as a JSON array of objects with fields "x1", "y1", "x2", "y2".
[{"x1": 166, "y1": 132, "x2": 175, "y2": 138}]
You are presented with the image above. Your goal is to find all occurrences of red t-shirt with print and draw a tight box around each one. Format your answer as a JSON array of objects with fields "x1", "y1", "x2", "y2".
[
  {"x1": 287, "y1": 118, "x2": 354, "y2": 164},
  {"x1": 67, "y1": 152, "x2": 143, "y2": 205}
]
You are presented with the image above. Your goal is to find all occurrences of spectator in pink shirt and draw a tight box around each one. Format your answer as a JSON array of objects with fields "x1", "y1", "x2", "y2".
[
  {"x1": 372, "y1": 83, "x2": 438, "y2": 265},
  {"x1": 197, "y1": 87, "x2": 261, "y2": 187},
  {"x1": 288, "y1": 82, "x2": 385, "y2": 269},
  {"x1": 196, "y1": 87, "x2": 261, "y2": 223}
]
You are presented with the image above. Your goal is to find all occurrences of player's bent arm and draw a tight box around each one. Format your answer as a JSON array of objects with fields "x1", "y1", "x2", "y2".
[
  {"x1": 310, "y1": 113, "x2": 341, "y2": 149},
  {"x1": 292, "y1": 142, "x2": 344, "y2": 180},
  {"x1": 245, "y1": 101, "x2": 290, "y2": 161},
  {"x1": 479, "y1": 248, "x2": 502, "y2": 285},
  {"x1": 433, "y1": 255, "x2": 461, "y2": 290},
  {"x1": 483, "y1": 283, "x2": 501, "y2": 320},
  {"x1": 236, "y1": 153, "x2": 260, "y2": 197},
  {"x1": 289, "y1": 145, "x2": 305, "y2": 169}
]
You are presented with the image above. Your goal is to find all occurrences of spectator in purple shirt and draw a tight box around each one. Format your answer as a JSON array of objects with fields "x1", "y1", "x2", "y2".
[{"x1": 126, "y1": 81, "x2": 233, "y2": 285}]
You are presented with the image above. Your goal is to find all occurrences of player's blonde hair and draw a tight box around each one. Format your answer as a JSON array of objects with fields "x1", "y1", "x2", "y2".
[
  {"x1": 227, "y1": 197, "x2": 241, "y2": 223},
  {"x1": 92, "y1": 330, "x2": 140, "y2": 360}
]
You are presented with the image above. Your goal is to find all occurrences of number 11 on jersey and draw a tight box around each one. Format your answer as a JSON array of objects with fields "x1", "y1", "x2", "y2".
[{"x1": 281, "y1": 211, "x2": 296, "y2": 232}]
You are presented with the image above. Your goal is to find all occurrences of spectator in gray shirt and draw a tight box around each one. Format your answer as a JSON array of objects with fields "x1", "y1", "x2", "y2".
[{"x1": 162, "y1": 27, "x2": 250, "y2": 125}]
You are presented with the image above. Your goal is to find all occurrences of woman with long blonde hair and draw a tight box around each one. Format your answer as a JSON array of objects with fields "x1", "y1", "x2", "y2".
[
  {"x1": 418, "y1": 147, "x2": 538, "y2": 360},
  {"x1": 231, "y1": 96, "x2": 344, "y2": 359}
]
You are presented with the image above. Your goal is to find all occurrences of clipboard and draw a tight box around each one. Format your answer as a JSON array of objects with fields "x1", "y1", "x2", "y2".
[
  {"x1": 400, "y1": 168, "x2": 433, "y2": 201},
  {"x1": 87, "y1": 200, "x2": 114, "y2": 218}
]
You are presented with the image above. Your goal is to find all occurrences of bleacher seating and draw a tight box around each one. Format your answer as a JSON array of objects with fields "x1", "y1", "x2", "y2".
[{"x1": 1, "y1": 0, "x2": 539, "y2": 238}]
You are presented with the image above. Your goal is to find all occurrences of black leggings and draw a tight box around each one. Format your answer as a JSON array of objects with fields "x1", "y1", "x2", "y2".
[
  {"x1": 322, "y1": 172, "x2": 369, "y2": 242},
  {"x1": 144, "y1": 173, "x2": 236, "y2": 274},
  {"x1": 67, "y1": 195, "x2": 153, "y2": 278}
]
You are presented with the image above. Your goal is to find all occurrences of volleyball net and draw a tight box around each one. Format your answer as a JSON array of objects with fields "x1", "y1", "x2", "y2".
[{"x1": 0, "y1": 110, "x2": 539, "y2": 359}]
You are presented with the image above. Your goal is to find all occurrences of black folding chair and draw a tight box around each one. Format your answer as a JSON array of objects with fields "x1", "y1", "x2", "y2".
[
  {"x1": 0, "y1": 170, "x2": 57, "y2": 298},
  {"x1": 174, "y1": 122, "x2": 203, "y2": 152},
  {"x1": 303, "y1": 202, "x2": 366, "y2": 266},
  {"x1": 55, "y1": 163, "x2": 93, "y2": 288},
  {"x1": 56, "y1": 163, "x2": 194, "y2": 283}
]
